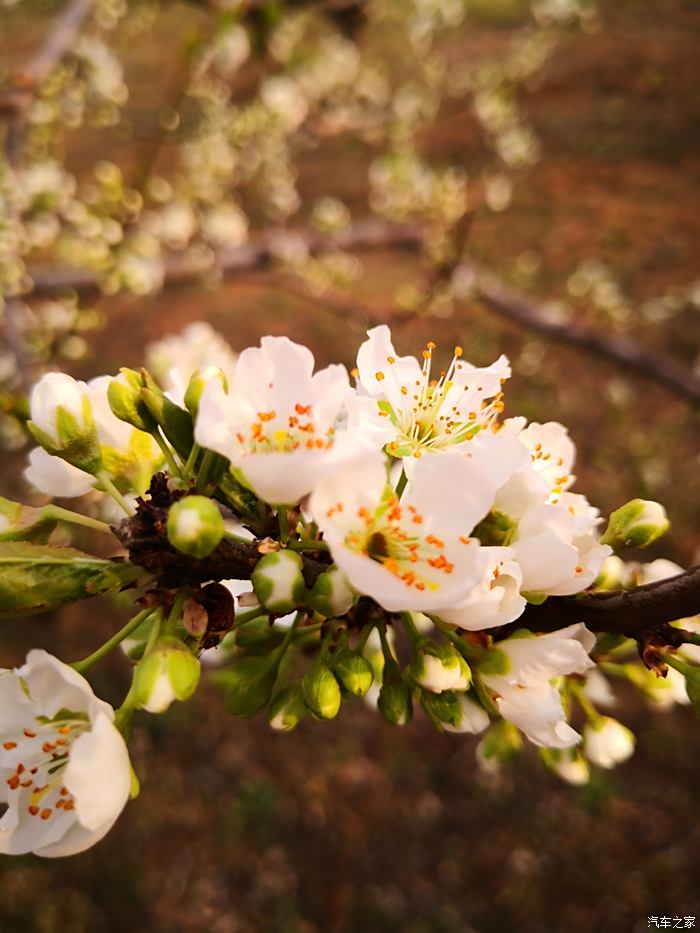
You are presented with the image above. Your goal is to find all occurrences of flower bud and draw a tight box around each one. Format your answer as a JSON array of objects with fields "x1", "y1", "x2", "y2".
[
  {"x1": 167, "y1": 495, "x2": 224, "y2": 559},
  {"x1": 251, "y1": 550, "x2": 308, "y2": 613},
  {"x1": 420, "y1": 689, "x2": 463, "y2": 730},
  {"x1": 27, "y1": 373, "x2": 102, "y2": 474},
  {"x1": 442, "y1": 694, "x2": 490, "y2": 735},
  {"x1": 540, "y1": 747, "x2": 590, "y2": 785},
  {"x1": 302, "y1": 662, "x2": 341, "y2": 719},
  {"x1": 410, "y1": 644, "x2": 471, "y2": 693},
  {"x1": 184, "y1": 367, "x2": 228, "y2": 417},
  {"x1": 333, "y1": 649, "x2": 374, "y2": 696},
  {"x1": 594, "y1": 555, "x2": 628, "y2": 591},
  {"x1": 476, "y1": 721, "x2": 523, "y2": 774},
  {"x1": 107, "y1": 369, "x2": 157, "y2": 433},
  {"x1": 268, "y1": 685, "x2": 307, "y2": 731},
  {"x1": 309, "y1": 566, "x2": 355, "y2": 618},
  {"x1": 583, "y1": 716, "x2": 635, "y2": 768},
  {"x1": 377, "y1": 679, "x2": 413, "y2": 726},
  {"x1": 133, "y1": 637, "x2": 201, "y2": 713},
  {"x1": 601, "y1": 499, "x2": 669, "y2": 550}
]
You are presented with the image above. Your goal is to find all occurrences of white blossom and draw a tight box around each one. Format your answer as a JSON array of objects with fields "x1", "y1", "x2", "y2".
[
  {"x1": 583, "y1": 716, "x2": 635, "y2": 768},
  {"x1": 0, "y1": 651, "x2": 131, "y2": 857},
  {"x1": 478, "y1": 624, "x2": 595, "y2": 748}
]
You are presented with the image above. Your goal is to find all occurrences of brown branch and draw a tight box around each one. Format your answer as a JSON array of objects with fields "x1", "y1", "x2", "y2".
[
  {"x1": 515, "y1": 566, "x2": 700, "y2": 644},
  {"x1": 471, "y1": 267, "x2": 700, "y2": 405},
  {"x1": 25, "y1": 220, "x2": 700, "y2": 405}
]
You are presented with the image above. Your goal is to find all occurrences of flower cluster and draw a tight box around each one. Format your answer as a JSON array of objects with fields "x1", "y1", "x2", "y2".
[{"x1": 1, "y1": 323, "x2": 695, "y2": 858}]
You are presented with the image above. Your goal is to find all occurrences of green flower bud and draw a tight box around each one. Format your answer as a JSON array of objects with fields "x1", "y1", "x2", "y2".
[
  {"x1": 420, "y1": 689, "x2": 463, "y2": 730},
  {"x1": 184, "y1": 367, "x2": 228, "y2": 417},
  {"x1": 594, "y1": 555, "x2": 628, "y2": 591},
  {"x1": 302, "y1": 662, "x2": 341, "y2": 719},
  {"x1": 476, "y1": 721, "x2": 523, "y2": 773},
  {"x1": 167, "y1": 496, "x2": 224, "y2": 559},
  {"x1": 252, "y1": 550, "x2": 308, "y2": 613},
  {"x1": 601, "y1": 499, "x2": 670, "y2": 550},
  {"x1": 107, "y1": 369, "x2": 157, "y2": 433},
  {"x1": 377, "y1": 679, "x2": 413, "y2": 726},
  {"x1": 133, "y1": 636, "x2": 201, "y2": 713},
  {"x1": 139, "y1": 371, "x2": 194, "y2": 461},
  {"x1": 268, "y1": 685, "x2": 307, "y2": 731},
  {"x1": 540, "y1": 747, "x2": 590, "y2": 786},
  {"x1": 28, "y1": 373, "x2": 102, "y2": 474},
  {"x1": 309, "y1": 565, "x2": 355, "y2": 618},
  {"x1": 333, "y1": 649, "x2": 374, "y2": 696},
  {"x1": 409, "y1": 643, "x2": 471, "y2": 693}
]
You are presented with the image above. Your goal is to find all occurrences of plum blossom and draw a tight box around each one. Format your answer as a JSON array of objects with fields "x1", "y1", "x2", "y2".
[
  {"x1": 436, "y1": 546, "x2": 526, "y2": 630},
  {"x1": 478, "y1": 624, "x2": 596, "y2": 747},
  {"x1": 145, "y1": 322, "x2": 238, "y2": 407},
  {"x1": 492, "y1": 421, "x2": 610, "y2": 596},
  {"x1": 195, "y1": 335, "x2": 369, "y2": 504},
  {"x1": 0, "y1": 651, "x2": 131, "y2": 857},
  {"x1": 583, "y1": 716, "x2": 635, "y2": 768},
  {"x1": 353, "y1": 325, "x2": 514, "y2": 462},
  {"x1": 311, "y1": 451, "x2": 495, "y2": 613}
]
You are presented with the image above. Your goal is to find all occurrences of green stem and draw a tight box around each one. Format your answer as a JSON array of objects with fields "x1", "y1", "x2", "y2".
[
  {"x1": 154, "y1": 430, "x2": 182, "y2": 478},
  {"x1": 286, "y1": 539, "x2": 328, "y2": 552},
  {"x1": 571, "y1": 681, "x2": 602, "y2": 725},
  {"x1": 294, "y1": 621, "x2": 324, "y2": 640},
  {"x1": 183, "y1": 442, "x2": 201, "y2": 481},
  {"x1": 395, "y1": 468, "x2": 408, "y2": 499},
  {"x1": 164, "y1": 589, "x2": 188, "y2": 635},
  {"x1": 46, "y1": 505, "x2": 113, "y2": 535},
  {"x1": 234, "y1": 607, "x2": 267, "y2": 627},
  {"x1": 665, "y1": 653, "x2": 693, "y2": 676},
  {"x1": 71, "y1": 607, "x2": 156, "y2": 674},
  {"x1": 97, "y1": 471, "x2": 134, "y2": 516},
  {"x1": 223, "y1": 530, "x2": 256, "y2": 547},
  {"x1": 432, "y1": 617, "x2": 478, "y2": 661},
  {"x1": 400, "y1": 611, "x2": 422, "y2": 644},
  {"x1": 277, "y1": 506, "x2": 290, "y2": 544},
  {"x1": 195, "y1": 449, "x2": 217, "y2": 493},
  {"x1": 355, "y1": 621, "x2": 376, "y2": 653}
]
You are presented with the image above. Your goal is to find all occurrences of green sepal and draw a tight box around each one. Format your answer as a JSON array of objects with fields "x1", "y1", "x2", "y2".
[
  {"x1": 108, "y1": 369, "x2": 158, "y2": 433},
  {"x1": 302, "y1": 662, "x2": 341, "y2": 719},
  {"x1": 0, "y1": 542, "x2": 143, "y2": 618},
  {"x1": 420, "y1": 689, "x2": 462, "y2": 730},
  {"x1": 139, "y1": 373, "x2": 194, "y2": 461},
  {"x1": 333, "y1": 649, "x2": 374, "y2": 696},
  {"x1": 268, "y1": 684, "x2": 307, "y2": 731}
]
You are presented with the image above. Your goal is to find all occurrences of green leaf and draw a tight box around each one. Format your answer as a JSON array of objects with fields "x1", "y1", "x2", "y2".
[
  {"x1": 0, "y1": 497, "x2": 57, "y2": 544},
  {"x1": 0, "y1": 542, "x2": 143, "y2": 618}
]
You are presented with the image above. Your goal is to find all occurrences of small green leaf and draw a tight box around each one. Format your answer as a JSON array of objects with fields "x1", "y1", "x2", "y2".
[{"x1": 0, "y1": 542, "x2": 143, "y2": 618}]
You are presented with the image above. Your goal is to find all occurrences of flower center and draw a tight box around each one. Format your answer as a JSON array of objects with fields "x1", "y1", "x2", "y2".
[
  {"x1": 3, "y1": 712, "x2": 89, "y2": 822},
  {"x1": 338, "y1": 492, "x2": 464, "y2": 592},
  {"x1": 235, "y1": 403, "x2": 335, "y2": 454},
  {"x1": 377, "y1": 341, "x2": 505, "y2": 457}
]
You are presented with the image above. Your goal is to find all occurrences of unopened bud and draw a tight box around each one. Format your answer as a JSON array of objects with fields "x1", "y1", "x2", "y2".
[
  {"x1": 251, "y1": 550, "x2": 308, "y2": 613},
  {"x1": 268, "y1": 685, "x2": 307, "y2": 731},
  {"x1": 420, "y1": 689, "x2": 463, "y2": 730},
  {"x1": 410, "y1": 643, "x2": 471, "y2": 693},
  {"x1": 309, "y1": 565, "x2": 355, "y2": 618},
  {"x1": 601, "y1": 499, "x2": 669, "y2": 550},
  {"x1": 583, "y1": 716, "x2": 635, "y2": 768},
  {"x1": 442, "y1": 693, "x2": 490, "y2": 735},
  {"x1": 302, "y1": 662, "x2": 341, "y2": 719},
  {"x1": 540, "y1": 747, "x2": 590, "y2": 785},
  {"x1": 476, "y1": 720, "x2": 523, "y2": 774},
  {"x1": 184, "y1": 367, "x2": 228, "y2": 417},
  {"x1": 377, "y1": 679, "x2": 413, "y2": 726},
  {"x1": 333, "y1": 649, "x2": 374, "y2": 696},
  {"x1": 27, "y1": 373, "x2": 101, "y2": 474},
  {"x1": 167, "y1": 495, "x2": 224, "y2": 559},
  {"x1": 133, "y1": 637, "x2": 200, "y2": 713},
  {"x1": 594, "y1": 555, "x2": 628, "y2": 590},
  {"x1": 107, "y1": 369, "x2": 157, "y2": 433}
]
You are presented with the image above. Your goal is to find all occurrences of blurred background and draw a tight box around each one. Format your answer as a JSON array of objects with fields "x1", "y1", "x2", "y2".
[{"x1": 1, "y1": 0, "x2": 699, "y2": 930}]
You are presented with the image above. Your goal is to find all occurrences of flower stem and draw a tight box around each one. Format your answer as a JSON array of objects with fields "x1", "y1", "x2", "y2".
[
  {"x1": 45, "y1": 505, "x2": 114, "y2": 534},
  {"x1": 571, "y1": 681, "x2": 602, "y2": 725},
  {"x1": 71, "y1": 606, "x2": 156, "y2": 674},
  {"x1": 355, "y1": 621, "x2": 376, "y2": 653},
  {"x1": 183, "y1": 442, "x2": 201, "y2": 482},
  {"x1": 195, "y1": 449, "x2": 217, "y2": 493},
  {"x1": 277, "y1": 506, "x2": 290, "y2": 544},
  {"x1": 154, "y1": 430, "x2": 182, "y2": 478},
  {"x1": 234, "y1": 606, "x2": 266, "y2": 627},
  {"x1": 96, "y1": 471, "x2": 134, "y2": 516},
  {"x1": 400, "y1": 611, "x2": 422, "y2": 644}
]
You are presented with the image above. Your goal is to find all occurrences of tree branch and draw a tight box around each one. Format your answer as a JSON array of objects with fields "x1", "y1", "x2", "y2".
[
  {"x1": 515, "y1": 566, "x2": 700, "y2": 643},
  {"x1": 26, "y1": 220, "x2": 700, "y2": 405}
]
